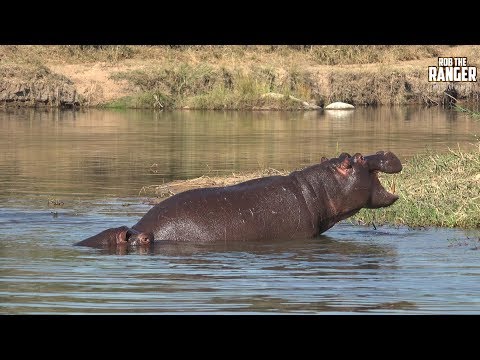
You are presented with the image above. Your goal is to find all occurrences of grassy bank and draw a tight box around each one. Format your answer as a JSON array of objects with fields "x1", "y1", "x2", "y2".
[
  {"x1": 454, "y1": 104, "x2": 480, "y2": 119},
  {"x1": 1, "y1": 45, "x2": 479, "y2": 109},
  {"x1": 354, "y1": 107, "x2": 480, "y2": 229},
  {"x1": 352, "y1": 142, "x2": 480, "y2": 228},
  {"x1": 142, "y1": 142, "x2": 480, "y2": 229}
]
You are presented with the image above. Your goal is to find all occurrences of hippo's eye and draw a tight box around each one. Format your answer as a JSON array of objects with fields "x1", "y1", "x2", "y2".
[{"x1": 353, "y1": 153, "x2": 365, "y2": 163}]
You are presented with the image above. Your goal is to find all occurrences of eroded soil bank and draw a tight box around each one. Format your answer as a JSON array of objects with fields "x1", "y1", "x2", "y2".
[{"x1": 1, "y1": 45, "x2": 479, "y2": 109}]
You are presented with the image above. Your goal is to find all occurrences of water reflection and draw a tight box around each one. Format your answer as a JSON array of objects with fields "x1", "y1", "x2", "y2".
[
  {"x1": 324, "y1": 109, "x2": 355, "y2": 120},
  {"x1": 1, "y1": 107, "x2": 479, "y2": 201},
  {"x1": 218, "y1": 295, "x2": 417, "y2": 313},
  {"x1": 94, "y1": 233, "x2": 397, "y2": 259}
]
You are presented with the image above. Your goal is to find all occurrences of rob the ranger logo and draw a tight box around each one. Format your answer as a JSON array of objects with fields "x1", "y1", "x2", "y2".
[{"x1": 429, "y1": 57, "x2": 477, "y2": 82}]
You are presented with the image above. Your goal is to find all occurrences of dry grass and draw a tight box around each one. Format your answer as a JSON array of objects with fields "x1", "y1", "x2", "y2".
[
  {"x1": 309, "y1": 45, "x2": 442, "y2": 65},
  {"x1": 1, "y1": 45, "x2": 479, "y2": 108},
  {"x1": 139, "y1": 168, "x2": 288, "y2": 202},
  {"x1": 0, "y1": 45, "x2": 137, "y2": 64},
  {"x1": 0, "y1": 62, "x2": 71, "y2": 83}
]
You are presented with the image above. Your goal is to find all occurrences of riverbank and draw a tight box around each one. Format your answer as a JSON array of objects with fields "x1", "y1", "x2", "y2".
[
  {"x1": 1, "y1": 45, "x2": 479, "y2": 109},
  {"x1": 141, "y1": 141, "x2": 480, "y2": 229}
]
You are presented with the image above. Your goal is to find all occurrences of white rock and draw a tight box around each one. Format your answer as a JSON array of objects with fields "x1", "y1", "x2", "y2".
[{"x1": 325, "y1": 101, "x2": 355, "y2": 110}]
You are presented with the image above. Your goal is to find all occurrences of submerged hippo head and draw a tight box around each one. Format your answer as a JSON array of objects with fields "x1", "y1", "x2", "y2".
[
  {"x1": 322, "y1": 151, "x2": 402, "y2": 213},
  {"x1": 75, "y1": 226, "x2": 153, "y2": 248}
]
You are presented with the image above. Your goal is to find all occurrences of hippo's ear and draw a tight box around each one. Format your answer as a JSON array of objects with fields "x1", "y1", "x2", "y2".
[
  {"x1": 116, "y1": 227, "x2": 129, "y2": 244},
  {"x1": 120, "y1": 228, "x2": 154, "y2": 246},
  {"x1": 75, "y1": 225, "x2": 130, "y2": 247},
  {"x1": 321, "y1": 157, "x2": 329, "y2": 163},
  {"x1": 339, "y1": 152, "x2": 351, "y2": 160}
]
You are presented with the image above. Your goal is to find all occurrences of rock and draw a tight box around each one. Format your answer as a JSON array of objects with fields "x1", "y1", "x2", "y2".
[
  {"x1": 261, "y1": 92, "x2": 285, "y2": 100},
  {"x1": 325, "y1": 101, "x2": 355, "y2": 110},
  {"x1": 261, "y1": 92, "x2": 320, "y2": 110},
  {"x1": 302, "y1": 102, "x2": 321, "y2": 110}
]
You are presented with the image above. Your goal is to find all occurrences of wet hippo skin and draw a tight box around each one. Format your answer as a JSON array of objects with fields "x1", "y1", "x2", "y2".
[{"x1": 75, "y1": 151, "x2": 402, "y2": 248}]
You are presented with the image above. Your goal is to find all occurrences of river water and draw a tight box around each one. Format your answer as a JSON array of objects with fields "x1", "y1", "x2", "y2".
[{"x1": 1, "y1": 107, "x2": 479, "y2": 314}]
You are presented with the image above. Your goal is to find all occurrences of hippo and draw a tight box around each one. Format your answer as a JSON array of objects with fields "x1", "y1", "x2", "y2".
[{"x1": 75, "y1": 151, "x2": 402, "y2": 248}]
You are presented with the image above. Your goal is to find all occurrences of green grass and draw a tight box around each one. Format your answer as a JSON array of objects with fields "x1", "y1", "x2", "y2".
[
  {"x1": 454, "y1": 104, "x2": 480, "y2": 119},
  {"x1": 110, "y1": 64, "x2": 319, "y2": 110},
  {"x1": 103, "y1": 92, "x2": 174, "y2": 109},
  {"x1": 352, "y1": 142, "x2": 480, "y2": 229}
]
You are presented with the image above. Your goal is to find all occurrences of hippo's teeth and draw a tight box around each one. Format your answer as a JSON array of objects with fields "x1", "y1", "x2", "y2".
[{"x1": 391, "y1": 177, "x2": 396, "y2": 194}]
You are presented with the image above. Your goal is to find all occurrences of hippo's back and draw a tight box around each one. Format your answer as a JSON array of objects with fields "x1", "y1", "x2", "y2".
[{"x1": 133, "y1": 174, "x2": 314, "y2": 242}]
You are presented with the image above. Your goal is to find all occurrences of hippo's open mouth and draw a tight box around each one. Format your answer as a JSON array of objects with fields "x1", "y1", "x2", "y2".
[
  {"x1": 365, "y1": 151, "x2": 402, "y2": 208},
  {"x1": 370, "y1": 170, "x2": 399, "y2": 207}
]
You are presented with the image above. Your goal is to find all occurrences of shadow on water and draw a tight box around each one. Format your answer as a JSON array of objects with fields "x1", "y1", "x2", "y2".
[
  {"x1": 96, "y1": 232, "x2": 397, "y2": 259},
  {"x1": 211, "y1": 295, "x2": 418, "y2": 314}
]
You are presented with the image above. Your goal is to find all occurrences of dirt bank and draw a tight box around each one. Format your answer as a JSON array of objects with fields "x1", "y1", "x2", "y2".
[{"x1": 1, "y1": 45, "x2": 479, "y2": 109}]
